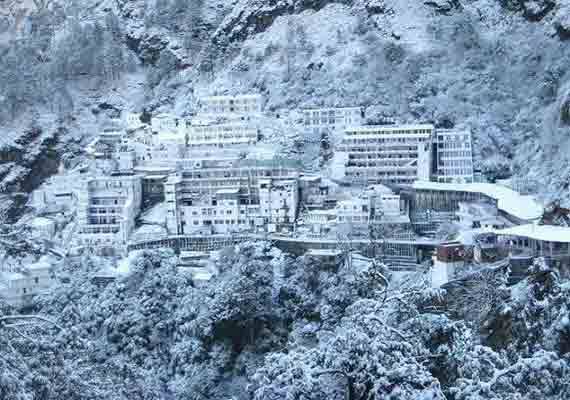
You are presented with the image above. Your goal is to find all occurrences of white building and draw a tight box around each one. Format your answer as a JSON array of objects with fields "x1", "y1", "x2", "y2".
[
  {"x1": 29, "y1": 217, "x2": 56, "y2": 240},
  {"x1": 431, "y1": 242, "x2": 466, "y2": 287},
  {"x1": 150, "y1": 142, "x2": 185, "y2": 162},
  {"x1": 124, "y1": 112, "x2": 145, "y2": 130},
  {"x1": 0, "y1": 257, "x2": 54, "y2": 306},
  {"x1": 31, "y1": 174, "x2": 82, "y2": 213},
  {"x1": 198, "y1": 94, "x2": 263, "y2": 116},
  {"x1": 76, "y1": 174, "x2": 143, "y2": 255},
  {"x1": 188, "y1": 122, "x2": 259, "y2": 148},
  {"x1": 151, "y1": 113, "x2": 180, "y2": 135},
  {"x1": 411, "y1": 181, "x2": 544, "y2": 224},
  {"x1": 336, "y1": 197, "x2": 370, "y2": 225},
  {"x1": 337, "y1": 124, "x2": 434, "y2": 185},
  {"x1": 457, "y1": 202, "x2": 506, "y2": 230},
  {"x1": 496, "y1": 224, "x2": 570, "y2": 260},
  {"x1": 435, "y1": 128, "x2": 474, "y2": 183},
  {"x1": 116, "y1": 146, "x2": 137, "y2": 172},
  {"x1": 164, "y1": 158, "x2": 300, "y2": 235},
  {"x1": 302, "y1": 107, "x2": 363, "y2": 140}
]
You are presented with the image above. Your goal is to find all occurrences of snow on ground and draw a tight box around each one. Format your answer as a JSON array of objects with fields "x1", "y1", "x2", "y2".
[
  {"x1": 382, "y1": 0, "x2": 439, "y2": 52},
  {"x1": 116, "y1": 251, "x2": 143, "y2": 275},
  {"x1": 412, "y1": 181, "x2": 544, "y2": 221},
  {"x1": 139, "y1": 202, "x2": 168, "y2": 225},
  {"x1": 132, "y1": 224, "x2": 168, "y2": 242},
  {"x1": 495, "y1": 224, "x2": 570, "y2": 243}
]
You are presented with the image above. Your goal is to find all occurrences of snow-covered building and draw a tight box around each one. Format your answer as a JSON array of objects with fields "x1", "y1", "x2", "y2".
[
  {"x1": 335, "y1": 186, "x2": 409, "y2": 228},
  {"x1": 337, "y1": 124, "x2": 434, "y2": 185},
  {"x1": 434, "y1": 128, "x2": 474, "y2": 183},
  {"x1": 31, "y1": 174, "x2": 82, "y2": 213},
  {"x1": 431, "y1": 242, "x2": 466, "y2": 287},
  {"x1": 164, "y1": 158, "x2": 300, "y2": 235},
  {"x1": 29, "y1": 217, "x2": 56, "y2": 240},
  {"x1": 457, "y1": 202, "x2": 506, "y2": 230},
  {"x1": 151, "y1": 142, "x2": 185, "y2": 162},
  {"x1": 302, "y1": 107, "x2": 363, "y2": 139},
  {"x1": 336, "y1": 197, "x2": 370, "y2": 225},
  {"x1": 410, "y1": 181, "x2": 543, "y2": 224},
  {"x1": 76, "y1": 173, "x2": 143, "y2": 255},
  {"x1": 496, "y1": 224, "x2": 570, "y2": 261},
  {"x1": 124, "y1": 112, "x2": 145, "y2": 130},
  {"x1": 198, "y1": 94, "x2": 263, "y2": 116},
  {"x1": 0, "y1": 257, "x2": 54, "y2": 306},
  {"x1": 188, "y1": 122, "x2": 259, "y2": 148},
  {"x1": 151, "y1": 113, "x2": 180, "y2": 135},
  {"x1": 116, "y1": 146, "x2": 137, "y2": 172}
]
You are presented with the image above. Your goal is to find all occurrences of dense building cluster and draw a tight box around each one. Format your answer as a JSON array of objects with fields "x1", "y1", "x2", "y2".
[{"x1": 6, "y1": 92, "x2": 570, "y2": 306}]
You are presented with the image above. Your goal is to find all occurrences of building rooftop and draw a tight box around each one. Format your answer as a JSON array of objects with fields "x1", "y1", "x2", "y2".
[
  {"x1": 412, "y1": 181, "x2": 543, "y2": 221},
  {"x1": 30, "y1": 217, "x2": 54, "y2": 227},
  {"x1": 495, "y1": 224, "x2": 570, "y2": 243},
  {"x1": 217, "y1": 188, "x2": 240, "y2": 195},
  {"x1": 202, "y1": 94, "x2": 262, "y2": 101},
  {"x1": 302, "y1": 106, "x2": 361, "y2": 111},
  {"x1": 307, "y1": 249, "x2": 343, "y2": 257},
  {"x1": 346, "y1": 124, "x2": 434, "y2": 132}
]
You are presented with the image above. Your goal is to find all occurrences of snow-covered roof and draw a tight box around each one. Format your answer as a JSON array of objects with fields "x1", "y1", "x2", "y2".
[
  {"x1": 302, "y1": 106, "x2": 361, "y2": 112},
  {"x1": 367, "y1": 184, "x2": 394, "y2": 194},
  {"x1": 202, "y1": 94, "x2": 261, "y2": 101},
  {"x1": 495, "y1": 224, "x2": 570, "y2": 243},
  {"x1": 30, "y1": 217, "x2": 54, "y2": 227},
  {"x1": 308, "y1": 209, "x2": 336, "y2": 215},
  {"x1": 300, "y1": 175, "x2": 321, "y2": 182},
  {"x1": 307, "y1": 249, "x2": 342, "y2": 257},
  {"x1": 0, "y1": 271, "x2": 26, "y2": 281},
  {"x1": 216, "y1": 188, "x2": 240, "y2": 195},
  {"x1": 346, "y1": 124, "x2": 434, "y2": 132},
  {"x1": 412, "y1": 181, "x2": 543, "y2": 221}
]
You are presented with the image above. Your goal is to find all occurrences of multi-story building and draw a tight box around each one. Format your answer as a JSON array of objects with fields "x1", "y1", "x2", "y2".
[
  {"x1": 164, "y1": 158, "x2": 300, "y2": 234},
  {"x1": 410, "y1": 181, "x2": 544, "y2": 224},
  {"x1": 0, "y1": 257, "x2": 54, "y2": 306},
  {"x1": 76, "y1": 173, "x2": 143, "y2": 254},
  {"x1": 336, "y1": 197, "x2": 370, "y2": 225},
  {"x1": 302, "y1": 107, "x2": 364, "y2": 140},
  {"x1": 434, "y1": 128, "x2": 474, "y2": 183},
  {"x1": 124, "y1": 112, "x2": 145, "y2": 130},
  {"x1": 151, "y1": 113, "x2": 180, "y2": 135},
  {"x1": 337, "y1": 124, "x2": 434, "y2": 185},
  {"x1": 198, "y1": 94, "x2": 263, "y2": 116},
  {"x1": 188, "y1": 122, "x2": 259, "y2": 148}
]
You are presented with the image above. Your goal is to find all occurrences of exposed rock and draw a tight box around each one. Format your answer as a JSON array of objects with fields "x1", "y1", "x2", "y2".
[
  {"x1": 127, "y1": 31, "x2": 170, "y2": 65},
  {"x1": 216, "y1": 0, "x2": 352, "y2": 43},
  {"x1": 365, "y1": 0, "x2": 390, "y2": 15},
  {"x1": 522, "y1": 0, "x2": 556, "y2": 21},
  {"x1": 498, "y1": 0, "x2": 556, "y2": 21},
  {"x1": 424, "y1": 0, "x2": 461, "y2": 15}
]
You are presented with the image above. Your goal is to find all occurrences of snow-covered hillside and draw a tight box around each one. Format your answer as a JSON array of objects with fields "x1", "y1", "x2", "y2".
[{"x1": 1, "y1": 0, "x2": 570, "y2": 222}]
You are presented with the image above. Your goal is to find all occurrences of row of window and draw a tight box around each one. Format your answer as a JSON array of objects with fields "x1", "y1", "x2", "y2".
[
  {"x1": 438, "y1": 150, "x2": 472, "y2": 158},
  {"x1": 349, "y1": 154, "x2": 418, "y2": 160},
  {"x1": 347, "y1": 161, "x2": 418, "y2": 168},
  {"x1": 438, "y1": 168, "x2": 473, "y2": 176},
  {"x1": 305, "y1": 118, "x2": 357, "y2": 126},
  {"x1": 346, "y1": 129, "x2": 432, "y2": 135},
  {"x1": 438, "y1": 159, "x2": 473, "y2": 167},
  {"x1": 438, "y1": 142, "x2": 471, "y2": 149},
  {"x1": 342, "y1": 137, "x2": 425, "y2": 144}
]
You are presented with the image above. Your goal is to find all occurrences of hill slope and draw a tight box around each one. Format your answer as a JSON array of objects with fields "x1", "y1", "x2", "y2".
[{"x1": 1, "y1": 0, "x2": 569, "y2": 216}]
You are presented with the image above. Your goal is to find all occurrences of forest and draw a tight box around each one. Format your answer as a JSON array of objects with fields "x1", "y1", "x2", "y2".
[{"x1": 1, "y1": 243, "x2": 569, "y2": 399}]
